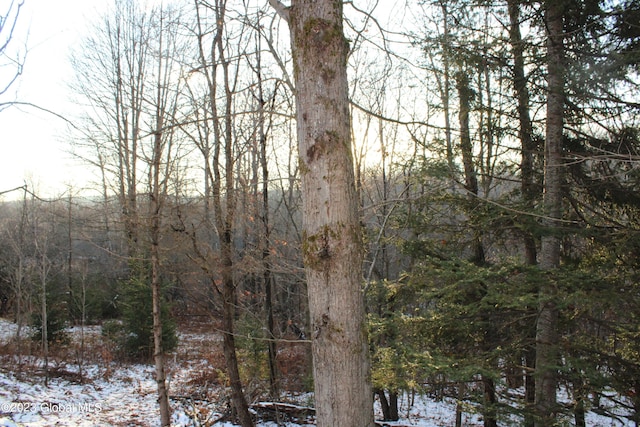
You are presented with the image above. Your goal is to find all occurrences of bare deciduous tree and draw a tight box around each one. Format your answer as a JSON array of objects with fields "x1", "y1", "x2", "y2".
[
  {"x1": 0, "y1": 0, "x2": 25, "y2": 110},
  {"x1": 69, "y1": 1, "x2": 189, "y2": 424},
  {"x1": 188, "y1": 1, "x2": 254, "y2": 424},
  {"x1": 147, "y1": 6, "x2": 187, "y2": 424}
]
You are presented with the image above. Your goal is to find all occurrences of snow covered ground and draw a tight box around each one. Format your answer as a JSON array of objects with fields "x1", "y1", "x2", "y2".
[{"x1": 0, "y1": 318, "x2": 633, "y2": 426}]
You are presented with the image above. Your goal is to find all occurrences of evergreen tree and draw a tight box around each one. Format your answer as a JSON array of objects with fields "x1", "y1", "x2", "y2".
[{"x1": 118, "y1": 263, "x2": 177, "y2": 361}]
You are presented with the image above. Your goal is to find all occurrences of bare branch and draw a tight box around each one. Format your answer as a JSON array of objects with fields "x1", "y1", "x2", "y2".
[
  {"x1": 267, "y1": 0, "x2": 289, "y2": 23},
  {"x1": 0, "y1": 101, "x2": 79, "y2": 129},
  {"x1": 0, "y1": 184, "x2": 27, "y2": 196},
  {"x1": 0, "y1": 0, "x2": 26, "y2": 99}
]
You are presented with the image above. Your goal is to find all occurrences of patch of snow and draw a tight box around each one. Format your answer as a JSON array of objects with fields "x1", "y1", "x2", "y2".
[
  {"x1": 0, "y1": 318, "x2": 635, "y2": 426},
  {"x1": 0, "y1": 364, "x2": 159, "y2": 426},
  {"x1": 0, "y1": 319, "x2": 19, "y2": 343}
]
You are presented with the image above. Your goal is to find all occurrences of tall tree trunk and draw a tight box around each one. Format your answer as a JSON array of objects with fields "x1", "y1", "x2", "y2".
[
  {"x1": 535, "y1": 1, "x2": 566, "y2": 425},
  {"x1": 40, "y1": 251, "x2": 49, "y2": 387},
  {"x1": 507, "y1": 3, "x2": 538, "y2": 424},
  {"x1": 269, "y1": 1, "x2": 375, "y2": 426},
  {"x1": 192, "y1": 1, "x2": 254, "y2": 424},
  {"x1": 456, "y1": 71, "x2": 485, "y2": 265},
  {"x1": 151, "y1": 228, "x2": 170, "y2": 426},
  {"x1": 14, "y1": 187, "x2": 28, "y2": 365},
  {"x1": 457, "y1": 69, "x2": 497, "y2": 425},
  {"x1": 507, "y1": 0, "x2": 538, "y2": 266},
  {"x1": 149, "y1": 12, "x2": 174, "y2": 423},
  {"x1": 438, "y1": 1, "x2": 454, "y2": 173},
  {"x1": 221, "y1": 234, "x2": 253, "y2": 427},
  {"x1": 218, "y1": 36, "x2": 254, "y2": 427},
  {"x1": 255, "y1": 33, "x2": 279, "y2": 398},
  {"x1": 151, "y1": 117, "x2": 170, "y2": 427}
]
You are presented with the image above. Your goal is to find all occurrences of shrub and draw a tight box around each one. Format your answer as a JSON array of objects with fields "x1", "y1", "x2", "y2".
[
  {"x1": 117, "y1": 272, "x2": 177, "y2": 361},
  {"x1": 31, "y1": 300, "x2": 70, "y2": 346}
]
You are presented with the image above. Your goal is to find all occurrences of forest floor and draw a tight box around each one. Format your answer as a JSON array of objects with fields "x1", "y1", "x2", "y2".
[{"x1": 0, "y1": 317, "x2": 630, "y2": 426}]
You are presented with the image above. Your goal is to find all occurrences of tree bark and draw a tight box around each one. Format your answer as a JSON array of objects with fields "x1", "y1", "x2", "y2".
[
  {"x1": 151, "y1": 227, "x2": 170, "y2": 426},
  {"x1": 456, "y1": 71, "x2": 484, "y2": 264},
  {"x1": 482, "y1": 376, "x2": 498, "y2": 427},
  {"x1": 388, "y1": 390, "x2": 399, "y2": 421},
  {"x1": 535, "y1": 1, "x2": 565, "y2": 425},
  {"x1": 270, "y1": 1, "x2": 375, "y2": 426},
  {"x1": 151, "y1": 107, "x2": 170, "y2": 427},
  {"x1": 375, "y1": 389, "x2": 399, "y2": 421},
  {"x1": 376, "y1": 389, "x2": 391, "y2": 421},
  {"x1": 524, "y1": 346, "x2": 536, "y2": 427},
  {"x1": 507, "y1": 4, "x2": 538, "y2": 425},
  {"x1": 507, "y1": 0, "x2": 539, "y2": 266},
  {"x1": 221, "y1": 243, "x2": 253, "y2": 427},
  {"x1": 438, "y1": 2, "x2": 454, "y2": 173}
]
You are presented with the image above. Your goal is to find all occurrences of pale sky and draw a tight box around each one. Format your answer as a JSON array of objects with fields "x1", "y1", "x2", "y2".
[
  {"x1": 0, "y1": 0, "x2": 106, "y2": 199},
  {"x1": 0, "y1": 0, "x2": 409, "y2": 200}
]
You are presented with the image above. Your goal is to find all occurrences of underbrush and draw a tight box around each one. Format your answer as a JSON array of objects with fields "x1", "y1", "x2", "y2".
[
  {"x1": 0, "y1": 323, "x2": 122, "y2": 383},
  {"x1": 0, "y1": 317, "x2": 312, "y2": 405}
]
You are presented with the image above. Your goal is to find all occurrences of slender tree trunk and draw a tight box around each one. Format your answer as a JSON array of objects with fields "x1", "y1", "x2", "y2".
[
  {"x1": 389, "y1": 390, "x2": 399, "y2": 421},
  {"x1": 507, "y1": 4, "x2": 538, "y2": 425},
  {"x1": 269, "y1": 1, "x2": 375, "y2": 425},
  {"x1": 151, "y1": 133, "x2": 170, "y2": 426},
  {"x1": 574, "y1": 377, "x2": 586, "y2": 427},
  {"x1": 262, "y1": 153, "x2": 278, "y2": 400},
  {"x1": 482, "y1": 376, "x2": 498, "y2": 427},
  {"x1": 255, "y1": 33, "x2": 279, "y2": 398},
  {"x1": 79, "y1": 261, "x2": 87, "y2": 382},
  {"x1": 376, "y1": 389, "x2": 391, "y2": 421},
  {"x1": 66, "y1": 193, "x2": 74, "y2": 320},
  {"x1": 40, "y1": 253, "x2": 49, "y2": 387},
  {"x1": 457, "y1": 70, "x2": 498, "y2": 425},
  {"x1": 193, "y1": 1, "x2": 254, "y2": 423},
  {"x1": 14, "y1": 187, "x2": 28, "y2": 365},
  {"x1": 438, "y1": 1, "x2": 454, "y2": 173},
  {"x1": 219, "y1": 27, "x2": 255, "y2": 427},
  {"x1": 151, "y1": 233, "x2": 170, "y2": 425},
  {"x1": 221, "y1": 237, "x2": 253, "y2": 427},
  {"x1": 455, "y1": 382, "x2": 465, "y2": 427},
  {"x1": 535, "y1": 1, "x2": 566, "y2": 425},
  {"x1": 507, "y1": 0, "x2": 538, "y2": 266},
  {"x1": 149, "y1": 15, "x2": 172, "y2": 423},
  {"x1": 264, "y1": 261, "x2": 278, "y2": 398},
  {"x1": 456, "y1": 71, "x2": 485, "y2": 264},
  {"x1": 524, "y1": 346, "x2": 536, "y2": 427}
]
